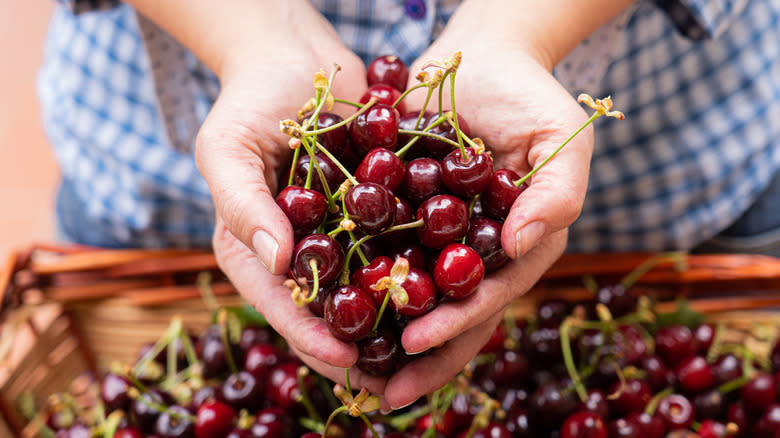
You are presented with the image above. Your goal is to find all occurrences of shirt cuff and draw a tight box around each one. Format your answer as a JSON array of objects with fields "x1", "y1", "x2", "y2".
[
  {"x1": 57, "y1": 0, "x2": 121, "y2": 14},
  {"x1": 653, "y1": 0, "x2": 748, "y2": 40}
]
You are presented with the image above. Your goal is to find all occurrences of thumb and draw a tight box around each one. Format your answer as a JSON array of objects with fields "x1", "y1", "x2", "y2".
[{"x1": 195, "y1": 95, "x2": 294, "y2": 274}]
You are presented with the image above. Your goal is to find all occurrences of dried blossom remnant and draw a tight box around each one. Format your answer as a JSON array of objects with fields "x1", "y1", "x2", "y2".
[
  {"x1": 297, "y1": 98, "x2": 317, "y2": 120},
  {"x1": 444, "y1": 51, "x2": 462, "y2": 73},
  {"x1": 288, "y1": 138, "x2": 302, "y2": 150},
  {"x1": 339, "y1": 219, "x2": 356, "y2": 232},
  {"x1": 471, "y1": 138, "x2": 486, "y2": 154},
  {"x1": 313, "y1": 69, "x2": 329, "y2": 90},
  {"x1": 577, "y1": 93, "x2": 625, "y2": 120},
  {"x1": 429, "y1": 69, "x2": 444, "y2": 89},
  {"x1": 338, "y1": 179, "x2": 354, "y2": 194},
  {"x1": 333, "y1": 385, "x2": 380, "y2": 417},
  {"x1": 416, "y1": 71, "x2": 430, "y2": 83},
  {"x1": 284, "y1": 278, "x2": 310, "y2": 307},
  {"x1": 370, "y1": 257, "x2": 410, "y2": 309},
  {"x1": 280, "y1": 119, "x2": 303, "y2": 138}
]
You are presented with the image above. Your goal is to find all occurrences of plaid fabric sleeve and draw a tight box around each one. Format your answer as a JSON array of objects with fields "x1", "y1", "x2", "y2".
[
  {"x1": 653, "y1": 0, "x2": 749, "y2": 39},
  {"x1": 57, "y1": 0, "x2": 120, "y2": 14}
]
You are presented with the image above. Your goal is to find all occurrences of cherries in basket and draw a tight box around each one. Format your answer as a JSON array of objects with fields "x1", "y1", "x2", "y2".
[{"x1": 276, "y1": 52, "x2": 624, "y2": 376}]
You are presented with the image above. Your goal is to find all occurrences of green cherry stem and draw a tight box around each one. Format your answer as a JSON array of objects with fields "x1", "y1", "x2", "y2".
[
  {"x1": 345, "y1": 368, "x2": 352, "y2": 393},
  {"x1": 304, "y1": 67, "x2": 338, "y2": 130},
  {"x1": 371, "y1": 291, "x2": 392, "y2": 333},
  {"x1": 360, "y1": 414, "x2": 381, "y2": 438},
  {"x1": 560, "y1": 318, "x2": 588, "y2": 402},
  {"x1": 218, "y1": 309, "x2": 239, "y2": 375},
  {"x1": 415, "y1": 86, "x2": 435, "y2": 129},
  {"x1": 393, "y1": 82, "x2": 427, "y2": 109},
  {"x1": 306, "y1": 98, "x2": 377, "y2": 137},
  {"x1": 397, "y1": 129, "x2": 461, "y2": 148},
  {"x1": 349, "y1": 230, "x2": 370, "y2": 267},
  {"x1": 395, "y1": 115, "x2": 449, "y2": 158},
  {"x1": 334, "y1": 98, "x2": 363, "y2": 109},
  {"x1": 643, "y1": 387, "x2": 674, "y2": 416},
  {"x1": 302, "y1": 137, "x2": 335, "y2": 203},
  {"x1": 322, "y1": 406, "x2": 348, "y2": 438},
  {"x1": 447, "y1": 72, "x2": 468, "y2": 161},
  {"x1": 306, "y1": 259, "x2": 320, "y2": 304},
  {"x1": 341, "y1": 234, "x2": 373, "y2": 284},
  {"x1": 437, "y1": 71, "x2": 450, "y2": 119},
  {"x1": 296, "y1": 366, "x2": 323, "y2": 422},
  {"x1": 315, "y1": 140, "x2": 358, "y2": 186},
  {"x1": 288, "y1": 147, "x2": 301, "y2": 187}
]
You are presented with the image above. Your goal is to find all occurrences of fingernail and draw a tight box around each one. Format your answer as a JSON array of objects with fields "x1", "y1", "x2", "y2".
[
  {"x1": 405, "y1": 346, "x2": 428, "y2": 355},
  {"x1": 515, "y1": 221, "x2": 546, "y2": 257},
  {"x1": 390, "y1": 400, "x2": 415, "y2": 411},
  {"x1": 380, "y1": 408, "x2": 392, "y2": 415},
  {"x1": 252, "y1": 230, "x2": 279, "y2": 273}
]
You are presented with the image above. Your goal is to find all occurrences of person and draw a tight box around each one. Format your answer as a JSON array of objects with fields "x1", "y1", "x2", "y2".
[{"x1": 39, "y1": 0, "x2": 780, "y2": 411}]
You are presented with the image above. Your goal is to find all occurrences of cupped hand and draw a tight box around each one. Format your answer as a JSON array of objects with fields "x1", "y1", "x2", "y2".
[
  {"x1": 195, "y1": 2, "x2": 389, "y2": 396},
  {"x1": 380, "y1": 13, "x2": 596, "y2": 409}
]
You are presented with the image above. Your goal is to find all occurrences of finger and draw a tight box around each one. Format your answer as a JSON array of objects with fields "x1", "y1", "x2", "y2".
[
  {"x1": 384, "y1": 310, "x2": 505, "y2": 410},
  {"x1": 501, "y1": 107, "x2": 593, "y2": 259},
  {"x1": 288, "y1": 345, "x2": 389, "y2": 398},
  {"x1": 401, "y1": 229, "x2": 567, "y2": 355},
  {"x1": 195, "y1": 91, "x2": 293, "y2": 274},
  {"x1": 213, "y1": 220, "x2": 358, "y2": 368}
]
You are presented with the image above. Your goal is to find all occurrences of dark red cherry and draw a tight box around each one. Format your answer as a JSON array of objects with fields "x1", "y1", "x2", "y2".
[
  {"x1": 596, "y1": 284, "x2": 637, "y2": 318},
  {"x1": 697, "y1": 420, "x2": 729, "y2": 438},
  {"x1": 402, "y1": 157, "x2": 445, "y2": 205},
  {"x1": 351, "y1": 256, "x2": 393, "y2": 306},
  {"x1": 417, "y1": 195, "x2": 469, "y2": 248},
  {"x1": 291, "y1": 234, "x2": 344, "y2": 287},
  {"x1": 387, "y1": 243, "x2": 426, "y2": 269},
  {"x1": 712, "y1": 354, "x2": 742, "y2": 385},
  {"x1": 396, "y1": 267, "x2": 437, "y2": 316},
  {"x1": 195, "y1": 401, "x2": 235, "y2": 438},
  {"x1": 226, "y1": 429, "x2": 252, "y2": 438},
  {"x1": 640, "y1": 355, "x2": 674, "y2": 391},
  {"x1": 693, "y1": 389, "x2": 726, "y2": 420},
  {"x1": 250, "y1": 406, "x2": 290, "y2": 438},
  {"x1": 675, "y1": 355, "x2": 715, "y2": 394},
  {"x1": 189, "y1": 386, "x2": 217, "y2": 411},
  {"x1": 753, "y1": 403, "x2": 780, "y2": 438},
  {"x1": 433, "y1": 243, "x2": 485, "y2": 300},
  {"x1": 238, "y1": 326, "x2": 273, "y2": 353},
  {"x1": 266, "y1": 362, "x2": 314, "y2": 409},
  {"x1": 424, "y1": 112, "x2": 470, "y2": 159},
  {"x1": 397, "y1": 111, "x2": 434, "y2": 158},
  {"x1": 536, "y1": 299, "x2": 571, "y2": 329},
  {"x1": 101, "y1": 373, "x2": 132, "y2": 412},
  {"x1": 196, "y1": 325, "x2": 242, "y2": 379},
  {"x1": 293, "y1": 152, "x2": 345, "y2": 196},
  {"x1": 561, "y1": 411, "x2": 607, "y2": 438},
  {"x1": 441, "y1": 148, "x2": 494, "y2": 197},
  {"x1": 306, "y1": 286, "x2": 331, "y2": 317},
  {"x1": 526, "y1": 327, "x2": 564, "y2": 365},
  {"x1": 654, "y1": 325, "x2": 695, "y2": 367},
  {"x1": 608, "y1": 379, "x2": 652, "y2": 417},
  {"x1": 338, "y1": 230, "x2": 381, "y2": 271},
  {"x1": 727, "y1": 403, "x2": 748, "y2": 438},
  {"x1": 115, "y1": 428, "x2": 144, "y2": 438},
  {"x1": 656, "y1": 394, "x2": 695, "y2": 429},
  {"x1": 528, "y1": 380, "x2": 580, "y2": 430},
  {"x1": 356, "y1": 327, "x2": 402, "y2": 376},
  {"x1": 482, "y1": 169, "x2": 526, "y2": 220},
  {"x1": 466, "y1": 217, "x2": 509, "y2": 272},
  {"x1": 155, "y1": 405, "x2": 195, "y2": 438},
  {"x1": 360, "y1": 83, "x2": 406, "y2": 114},
  {"x1": 367, "y1": 55, "x2": 409, "y2": 92},
  {"x1": 490, "y1": 349, "x2": 531, "y2": 386},
  {"x1": 243, "y1": 343, "x2": 281, "y2": 381},
  {"x1": 740, "y1": 372, "x2": 777, "y2": 415},
  {"x1": 416, "y1": 410, "x2": 458, "y2": 436},
  {"x1": 376, "y1": 197, "x2": 416, "y2": 245},
  {"x1": 349, "y1": 103, "x2": 400, "y2": 156},
  {"x1": 692, "y1": 324, "x2": 716, "y2": 355},
  {"x1": 324, "y1": 285, "x2": 377, "y2": 342},
  {"x1": 458, "y1": 422, "x2": 512, "y2": 438},
  {"x1": 345, "y1": 182, "x2": 397, "y2": 234},
  {"x1": 607, "y1": 418, "x2": 639, "y2": 438},
  {"x1": 313, "y1": 112, "x2": 348, "y2": 158},
  {"x1": 504, "y1": 407, "x2": 532, "y2": 437},
  {"x1": 582, "y1": 389, "x2": 610, "y2": 420},
  {"x1": 355, "y1": 147, "x2": 406, "y2": 193},
  {"x1": 221, "y1": 371, "x2": 264, "y2": 412},
  {"x1": 625, "y1": 412, "x2": 665, "y2": 438},
  {"x1": 275, "y1": 186, "x2": 327, "y2": 240}
]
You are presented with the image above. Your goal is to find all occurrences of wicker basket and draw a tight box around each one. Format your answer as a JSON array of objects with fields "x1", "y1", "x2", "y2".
[{"x1": 0, "y1": 245, "x2": 778, "y2": 437}]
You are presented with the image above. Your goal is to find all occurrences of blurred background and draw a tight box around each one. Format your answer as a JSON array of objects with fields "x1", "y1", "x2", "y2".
[{"x1": 0, "y1": 3, "x2": 57, "y2": 257}]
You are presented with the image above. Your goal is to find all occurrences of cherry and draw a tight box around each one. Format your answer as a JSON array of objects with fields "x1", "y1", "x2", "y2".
[
  {"x1": 693, "y1": 389, "x2": 726, "y2": 420},
  {"x1": 697, "y1": 420, "x2": 729, "y2": 438},
  {"x1": 727, "y1": 403, "x2": 748, "y2": 438},
  {"x1": 393, "y1": 267, "x2": 437, "y2": 316},
  {"x1": 505, "y1": 407, "x2": 533, "y2": 437},
  {"x1": 675, "y1": 355, "x2": 715, "y2": 394},
  {"x1": 339, "y1": 230, "x2": 381, "y2": 271},
  {"x1": 528, "y1": 380, "x2": 580, "y2": 431},
  {"x1": 375, "y1": 198, "x2": 416, "y2": 245},
  {"x1": 536, "y1": 299, "x2": 571, "y2": 329},
  {"x1": 307, "y1": 286, "x2": 331, "y2": 317},
  {"x1": 441, "y1": 148, "x2": 494, "y2": 198},
  {"x1": 596, "y1": 284, "x2": 637, "y2": 318},
  {"x1": 197, "y1": 324, "x2": 243, "y2": 379},
  {"x1": 276, "y1": 186, "x2": 327, "y2": 240},
  {"x1": 481, "y1": 169, "x2": 526, "y2": 220},
  {"x1": 221, "y1": 371, "x2": 264, "y2": 412},
  {"x1": 291, "y1": 234, "x2": 344, "y2": 287},
  {"x1": 582, "y1": 389, "x2": 610, "y2": 420},
  {"x1": 190, "y1": 385, "x2": 217, "y2": 412},
  {"x1": 293, "y1": 152, "x2": 345, "y2": 195},
  {"x1": 489, "y1": 349, "x2": 531, "y2": 386},
  {"x1": 625, "y1": 412, "x2": 666, "y2": 438},
  {"x1": 226, "y1": 429, "x2": 252, "y2": 438},
  {"x1": 355, "y1": 147, "x2": 406, "y2": 193},
  {"x1": 155, "y1": 405, "x2": 195, "y2": 438},
  {"x1": 416, "y1": 409, "x2": 458, "y2": 436},
  {"x1": 640, "y1": 355, "x2": 674, "y2": 391},
  {"x1": 424, "y1": 112, "x2": 470, "y2": 159},
  {"x1": 101, "y1": 373, "x2": 132, "y2": 412},
  {"x1": 459, "y1": 422, "x2": 512, "y2": 438},
  {"x1": 360, "y1": 83, "x2": 406, "y2": 114},
  {"x1": 526, "y1": 327, "x2": 565, "y2": 365},
  {"x1": 654, "y1": 325, "x2": 695, "y2": 367},
  {"x1": 324, "y1": 285, "x2": 377, "y2": 342},
  {"x1": 243, "y1": 343, "x2": 281, "y2": 381},
  {"x1": 251, "y1": 406, "x2": 290, "y2": 438},
  {"x1": 266, "y1": 362, "x2": 313, "y2": 409},
  {"x1": 753, "y1": 403, "x2": 780, "y2": 438},
  {"x1": 345, "y1": 182, "x2": 397, "y2": 234},
  {"x1": 313, "y1": 112, "x2": 348, "y2": 159},
  {"x1": 480, "y1": 325, "x2": 506, "y2": 355},
  {"x1": 238, "y1": 326, "x2": 274, "y2": 353},
  {"x1": 656, "y1": 393, "x2": 695, "y2": 430},
  {"x1": 433, "y1": 243, "x2": 485, "y2": 300},
  {"x1": 608, "y1": 378, "x2": 652, "y2": 417},
  {"x1": 466, "y1": 216, "x2": 509, "y2": 272},
  {"x1": 561, "y1": 411, "x2": 607, "y2": 438},
  {"x1": 351, "y1": 256, "x2": 393, "y2": 306},
  {"x1": 132, "y1": 390, "x2": 173, "y2": 434},
  {"x1": 402, "y1": 157, "x2": 445, "y2": 205},
  {"x1": 195, "y1": 401, "x2": 235, "y2": 438},
  {"x1": 367, "y1": 55, "x2": 409, "y2": 92},
  {"x1": 712, "y1": 354, "x2": 743, "y2": 385},
  {"x1": 740, "y1": 372, "x2": 777, "y2": 415},
  {"x1": 606, "y1": 418, "x2": 639, "y2": 438},
  {"x1": 349, "y1": 103, "x2": 400, "y2": 156},
  {"x1": 398, "y1": 110, "x2": 434, "y2": 158},
  {"x1": 417, "y1": 195, "x2": 469, "y2": 248},
  {"x1": 356, "y1": 326, "x2": 402, "y2": 376},
  {"x1": 115, "y1": 428, "x2": 144, "y2": 438},
  {"x1": 692, "y1": 324, "x2": 716, "y2": 355}
]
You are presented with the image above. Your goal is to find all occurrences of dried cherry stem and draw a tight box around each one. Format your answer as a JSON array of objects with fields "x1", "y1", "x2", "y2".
[
  {"x1": 394, "y1": 82, "x2": 427, "y2": 109},
  {"x1": 322, "y1": 406, "x2": 348, "y2": 438},
  {"x1": 307, "y1": 259, "x2": 321, "y2": 304},
  {"x1": 448, "y1": 72, "x2": 468, "y2": 161},
  {"x1": 306, "y1": 97, "x2": 377, "y2": 137},
  {"x1": 372, "y1": 290, "x2": 392, "y2": 332},
  {"x1": 217, "y1": 309, "x2": 239, "y2": 375},
  {"x1": 297, "y1": 366, "x2": 322, "y2": 422},
  {"x1": 643, "y1": 387, "x2": 673, "y2": 416},
  {"x1": 560, "y1": 317, "x2": 589, "y2": 402},
  {"x1": 620, "y1": 251, "x2": 684, "y2": 289},
  {"x1": 334, "y1": 97, "x2": 363, "y2": 108}
]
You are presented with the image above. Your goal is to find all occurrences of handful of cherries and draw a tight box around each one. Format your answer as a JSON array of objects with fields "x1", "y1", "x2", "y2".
[{"x1": 275, "y1": 53, "x2": 624, "y2": 377}]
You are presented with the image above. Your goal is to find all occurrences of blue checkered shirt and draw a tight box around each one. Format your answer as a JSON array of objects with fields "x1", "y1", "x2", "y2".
[{"x1": 40, "y1": 0, "x2": 780, "y2": 252}]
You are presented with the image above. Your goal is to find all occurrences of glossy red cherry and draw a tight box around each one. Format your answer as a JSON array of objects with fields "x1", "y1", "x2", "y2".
[
  {"x1": 740, "y1": 372, "x2": 777, "y2": 415},
  {"x1": 355, "y1": 147, "x2": 406, "y2": 193},
  {"x1": 360, "y1": 83, "x2": 406, "y2": 114},
  {"x1": 292, "y1": 152, "x2": 345, "y2": 196},
  {"x1": 115, "y1": 428, "x2": 144, "y2": 438},
  {"x1": 101, "y1": 373, "x2": 132, "y2": 412},
  {"x1": 251, "y1": 406, "x2": 290, "y2": 438},
  {"x1": 394, "y1": 267, "x2": 437, "y2": 317},
  {"x1": 397, "y1": 110, "x2": 434, "y2": 158},
  {"x1": 312, "y1": 112, "x2": 348, "y2": 158},
  {"x1": 561, "y1": 411, "x2": 607, "y2": 438},
  {"x1": 596, "y1": 284, "x2": 637, "y2": 318},
  {"x1": 417, "y1": 195, "x2": 469, "y2": 248},
  {"x1": 625, "y1": 412, "x2": 666, "y2": 438},
  {"x1": 752, "y1": 403, "x2": 780, "y2": 438},
  {"x1": 243, "y1": 343, "x2": 281, "y2": 381},
  {"x1": 402, "y1": 157, "x2": 445, "y2": 205},
  {"x1": 654, "y1": 325, "x2": 695, "y2": 367},
  {"x1": 466, "y1": 216, "x2": 509, "y2": 272},
  {"x1": 675, "y1": 355, "x2": 715, "y2": 394},
  {"x1": 275, "y1": 186, "x2": 327, "y2": 240},
  {"x1": 640, "y1": 355, "x2": 674, "y2": 391},
  {"x1": 324, "y1": 285, "x2": 377, "y2": 342},
  {"x1": 424, "y1": 112, "x2": 470, "y2": 159},
  {"x1": 528, "y1": 380, "x2": 580, "y2": 431},
  {"x1": 482, "y1": 168, "x2": 527, "y2": 220},
  {"x1": 441, "y1": 148, "x2": 494, "y2": 197},
  {"x1": 607, "y1": 418, "x2": 639, "y2": 438},
  {"x1": 536, "y1": 299, "x2": 571, "y2": 329},
  {"x1": 351, "y1": 256, "x2": 392, "y2": 306},
  {"x1": 345, "y1": 182, "x2": 397, "y2": 234},
  {"x1": 367, "y1": 55, "x2": 409, "y2": 92},
  {"x1": 727, "y1": 403, "x2": 748, "y2": 438},
  {"x1": 195, "y1": 401, "x2": 235, "y2": 438},
  {"x1": 490, "y1": 349, "x2": 531, "y2": 386},
  {"x1": 349, "y1": 103, "x2": 400, "y2": 156},
  {"x1": 692, "y1": 323, "x2": 716, "y2": 355},
  {"x1": 387, "y1": 243, "x2": 426, "y2": 269},
  {"x1": 291, "y1": 234, "x2": 344, "y2": 287},
  {"x1": 581, "y1": 389, "x2": 610, "y2": 421},
  {"x1": 657, "y1": 393, "x2": 695, "y2": 430},
  {"x1": 693, "y1": 388, "x2": 726, "y2": 420},
  {"x1": 712, "y1": 353, "x2": 742, "y2": 385},
  {"x1": 155, "y1": 405, "x2": 195, "y2": 438},
  {"x1": 608, "y1": 379, "x2": 652, "y2": 417},
  {"x1": 375, "y1": 197, "x2": 416, "y2": 245},
  {"x1": 504, "y1": 407, "x2": 532, "y2": 437},
  {"x1": 433, "y1": 243, "x2": 485, "y2": 300},
  {"x1": 221, "y1": 371, "x2": 264, "y2": 412},
  {"x1": 266, "y1": 362, "x2": 313, "y2": 409},
  {"x1": 356, "y1": 326, "x2": 402, "y2": 376},
  {"x1": 697, "y1": 419, "x2": 729, "y2": 438},
  {"x1": 196, "y1": 325, "x2": 243, "y2": 379}
]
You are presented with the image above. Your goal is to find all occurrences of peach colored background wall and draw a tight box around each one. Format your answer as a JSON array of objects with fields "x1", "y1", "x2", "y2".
[{"x1": 0, "y1": 3, "x2": 58, "y2": 258}]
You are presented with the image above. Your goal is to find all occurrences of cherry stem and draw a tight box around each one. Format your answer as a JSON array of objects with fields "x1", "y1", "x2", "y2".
[
  {"x1": 297, "y1": 367, "x2": 323, "y2": 422},
  {"x1": 397, "y1": 129, "x2": 461, "y2": 148},
  {"x1": 345, "y1": 368, "x2": 352, "y2": 393},
  {"x1": 380, "y1": 218, "x2": 424, "y2": 234},
  {"x1": 560, "y1": 318, "x2": 588, "y2": 402},
  {"x1": 513, "y1": 111, "x2": 600, "y2": 188},
  {"x1": 302, "y1": 138, "x2": 335, "y2": 203},
  {"x1": 705, "y1": 323, "x2": 726, "y2": 363},
  {"x1": 395, "y1": 114, "x2": 448, "y2": 158},
  {"x1": 372, "y1": 290, "x2": 392, "y2": 332},
  {"x1": 719, "y1": 375, "x2": 751, "y2": 395},
  {"x1": 306, "y1": 98, "x2": 377, "y2": 137},
  {"x1": 327, "y1": 226, "x2": 344, "y2": 238},
  {"x1": 178, "y1": 325, "x2": 198, "y2": 367},
  {"x1": 133, "y1": 317, "x2": 182, "y2": 377},
  {"x1": 360, "y1": 414, "x2": 381, "y2": 438},
  {"x1": 394, "y1": 83, "x2": 427, "y2": 109},
  {"x1": 322, "y1": 406, "x2": 348, "y2": 438},
  {"x1": 167, "y1": 331, "x2": 177, "y2": 381},
  {"x1": 387, "y1": 404, "x2": 433, "y2": 431},
  {"x1": 620, "y1": 251, "x2": 683, "y2": 289},
  {"x1": 218, "y1": 309, "x2": 239, "y2": 375},
  {"x1": 131, "y1": 389, "x2": 197, "y2": 422},
  {"x1": 437, "y1": 71, "x2": 450, "y2": 119},
  {"x1": 288, "y1": 147, "x2": 301, "y2": 187},
  {"x1": 307, "y1": 259, "x2": 320, "y2": 304},
  {"x1": 349, "y1": 230, "x2": 370, "y2": 266},
  {"x1": 447, "y1": 72, "x2": 468, "y2": 161},
  {"x1": 643, "y1": 387, "x2": 673, "y2": 416},
  {"x1": 334, "y1": 97, "x2": 363, "y2": 108},
  {"x1": 315, "y1": 139, "x2": 358, "y2": 185},
  {"x1": 342, "y1": 234, "x2": 373, "y2": 285},
  {"x1": 300, "y1": 136, "x2": 315, "y2": 190},
  {"x1": 468, "y1": 194, "x2": 479, "y2": 217},
  {"x1": 415, "y1": 87, "x2": 435, "y2": 129}
]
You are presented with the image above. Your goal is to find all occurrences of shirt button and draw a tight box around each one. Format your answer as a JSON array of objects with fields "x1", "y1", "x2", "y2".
[{"x1": 404, "y1": 0, "x2": 427, "y2": 20}]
